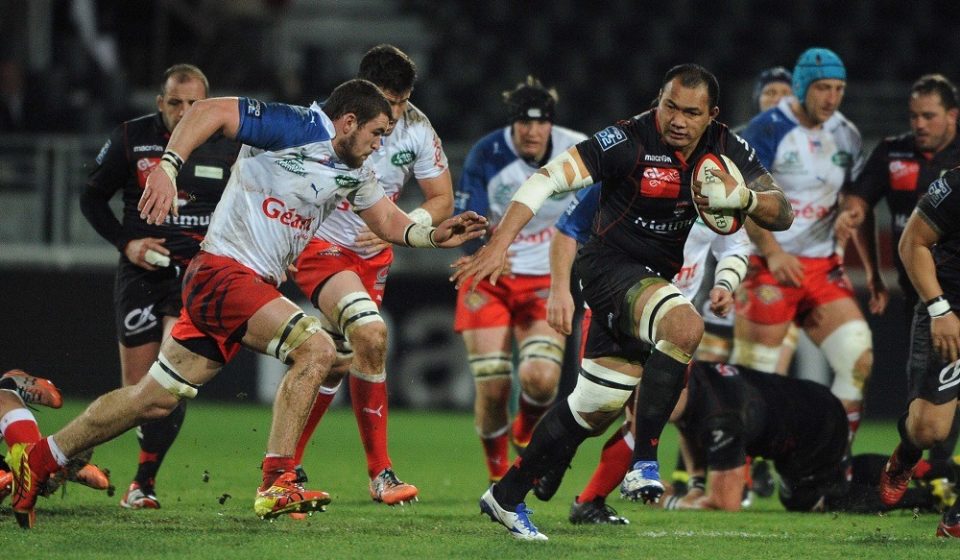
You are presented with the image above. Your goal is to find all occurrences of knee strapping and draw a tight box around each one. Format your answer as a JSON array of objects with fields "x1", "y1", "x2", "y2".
[
  {"x1": 821, "y1": 320, "x2": 872, "y2": 401},
  {"x1": 730, "y1": 339, "x2": 782, "y2": 373},
  {"x1": 266, "y1": 311, "x2": 328, "y2": 364},
  {"x1": 335, "y1": 291, "x2": 383, "y2": 341},
  {"x1": 148, "y1": 355, "x2": 200, "y2": 399},
  {"x1": 696, "y1": 331, "x2": 732, "y2": 361},
  {"x1": 636, "y1": 283, "x2": 693, "y2": 344},
  {"x1": 469, "y1": 352, "x2": 512, "y2": 381},
  {"x1": 519, "y1": 336, "x2": 564, "y2": 367},
  {"x1": 319, "y1": 314, "x2": 353, "y2": 362},
  {"x1": 566, "y1": 359, "x2": 640, "y2": 429}
]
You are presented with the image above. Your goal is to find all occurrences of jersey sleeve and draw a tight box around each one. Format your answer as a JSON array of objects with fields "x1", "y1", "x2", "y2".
[
  {"x1": 80, "y1": 124, "x2": 131, "y2": 250},
  {"x1": 347, "y1": 177, "x2": 386, "y2": 212},
  {"x1": 576, "y1": 124, "x2": 640, "y2": 184},
  {"x1": 845, "y1": 141, "x2": 888, "y2": 205},
  {"x1": 455, "y1": 141, "x2": 490, "y2": 217},
  {"x1": 699, "y1": 414, "x2": 747, "y2": 471},
  {"x1": 723, "y1": 129, "x2": 768, "y2": 185},
  {"x1": 917, "y1": 169, "x2": 960, "y2": 236},
  {"x1": 235, "y1": 98, "x2": 331, "y2": 151},
  {"x1": 709, "y1": 226, "x2": 751, "y2": 261},
  {"x1": 412, "y1": 120, "x2": 449, "y2": 180},
  {"x1": 738, "y1": 115, "x2": 779, "y2": 171},
  {"x1": 555, "y1": 183, "x2": 601, "y2": 244}
]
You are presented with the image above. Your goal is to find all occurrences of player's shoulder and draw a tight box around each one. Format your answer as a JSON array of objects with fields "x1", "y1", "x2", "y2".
[
  {"x1": 741, "y1": 105, "x2": 797, "y2": 143},
  {"x1": 400, "y1": 101, "x2": 433, "y2": 128},
  {"x1": 824, "y1": 110, "x2": 862, "y2": 142},
  {"x1": 468, "y1": 127, "x2": 514, "y2": 159}
]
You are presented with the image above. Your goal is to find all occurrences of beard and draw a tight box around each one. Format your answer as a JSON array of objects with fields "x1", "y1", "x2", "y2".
[{"x1": 339, "y1": 133, "x2": 366, "y2": 169}]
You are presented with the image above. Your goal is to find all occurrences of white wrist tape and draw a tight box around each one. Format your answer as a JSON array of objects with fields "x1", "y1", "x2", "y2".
[
  {"x1": 511, "y1": 150, "x2": 593, "y2": 214},
  {"x1": 928, "y1": 297, "x2": 952, "y2": 318},
  {"x1": 713, "y1": 254, "x2": 748, "y2": 293},
  {"x1": 403, "y1": 223, "x2": 438, "y2": 247},
  {"x1": 407, "y1": 207, "x2": 433, "y2": 226},
  {"x1": 145, "y1": 249, "x2": 171, "y2": 268}
]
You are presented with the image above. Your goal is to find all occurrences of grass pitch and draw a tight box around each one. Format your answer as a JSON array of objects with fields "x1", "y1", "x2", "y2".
[{"x1": 1, "y1": 400, "x2": 954, "y2": 559}]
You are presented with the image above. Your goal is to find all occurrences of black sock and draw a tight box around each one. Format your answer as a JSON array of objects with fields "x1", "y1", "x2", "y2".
[
  {"x1": 928, "y1": 409, "x2": 960, "y2": 473},
  {"x1": 674, "y1": 448, "x2": 687, "y2": 474},
  {"x1": 896, "y1": 413, "x2": 923, "y2": 466},
  {"x1": 135, "y1": 400, "x2": 187, "y2": 487},
  {"x1": 494, "y1": 401, "x2": 590, "y2": 509},
  {"x1": 631, "y1": 349, "x2": 688, "y2": 464}
]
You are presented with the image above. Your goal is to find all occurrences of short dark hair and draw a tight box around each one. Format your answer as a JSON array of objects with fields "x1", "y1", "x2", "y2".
[
  {"x1": 160, "y1": 63, "x2": 209, "y2": 96},
  {"x1": 357, "y1": 44, "x2": 417, "y2": 94},
  {"x1": 661, "y1": 64, "x2": 720, "y2": 108},
  {"x1": 502, "y1": 75, "x2": 559, "y2": 123},
  {"x1": 322, "y1": 78, "x2": 391, "y2": 126},
  {"x1": 911, "y1": 74, "x2": 959, "y2": 110}
]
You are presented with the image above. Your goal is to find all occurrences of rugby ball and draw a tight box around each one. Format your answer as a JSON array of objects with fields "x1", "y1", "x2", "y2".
[{"x1": 692, "y1": 153, "x2": 747, "y2": 235}]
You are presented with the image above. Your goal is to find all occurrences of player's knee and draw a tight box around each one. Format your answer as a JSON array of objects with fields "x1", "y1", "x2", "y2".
[
  {"x1": 469, "y1": 352, "x2": 512, "y2": 383},
  {"x1": 518, "y1": 336, "x2": 563, "y2": 399},
  {"x1": 567, "y1": 359, "x2": 640, "y2": 430},
  {"x1": 909, "y1": 407, "x2": 953, "y2": 447},
  {"x1": 290, "y1": 334, "x2": 337, "y2": 372},
  {"x1": 821, "y1": 320, "x2": 872, "y2": 401},
  {"x1": 635, "y1": 282, "x2": 700, "y2": 352},
  {"x1": 657, "y1": 307, "x2": 704, "y2": 355},
  {"x1": 348, "y1": 320, "x2": 388, "y2": 366}
]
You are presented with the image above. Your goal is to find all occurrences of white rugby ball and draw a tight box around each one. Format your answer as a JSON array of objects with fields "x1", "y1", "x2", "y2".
[{"x1": 692, "y1": 153, "x2": 747, "y2": 235}]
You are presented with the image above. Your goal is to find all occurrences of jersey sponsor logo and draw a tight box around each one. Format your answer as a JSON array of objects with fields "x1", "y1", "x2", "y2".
[
  {"x1": 790, "y1": 198, "x2": 833, "y2": 220},
  {"x1": 124, "y1": 304, "x2": 158, "y2": 336},
  {"x1": 391, "y1": 150, "x2": 416, "y2": 166},
  {"x1": 927, "y1": 177, "x2": 953, "y2": 208},
  {"x1": 714, "y1": 363, "x2": 739, "y2": 377},
  {"x1": 514, "y1": 226, "x2": 556, "y2": 244},
  {"x1": 673, "y1": 262, "x2": 698, "y2": 288},
  {"x1": 640, "y1": 166, "x2": 681, "y2": 198},
  {"x1": 96, "y1": 139, "x2": 111, "y2": 165},
  {"x1": 261, "y1": 197, "x2": 315, "y2": 231},
  {"x1": 644, "y1": 153, "x2": 673, "y2": 163},
  {"x1": 709, "y1": 429, "x2": 733, "y2": 453},
  {"x1": 275, "y1": 153, "x2": 308, "y2": 177},
  {"x1": 136, "y1": 157, "x2": 160, "y2": 188},
  {"x1": 194, "y1": 165, "x2": 224, "y2": 180},
  {"x1": 335, "y1": 175, "x2": 361, "y2": 188},
  {"x1": 165, "y1": 214, "x2": 210, "y2": 227},
  {"x1": 831, "y1": 151, "x2": 853, "y2": 169},
  {"x1": 777, "y1": 151, "x2": 804, "y2": 174},
  {"x1": 246, "y1": 98, "x2": 263, "y2": 118},
  {"x1": 633, "y1": 215, "x2": 697, "y2": 232},
  {"x1": 938, "y1": 360, "x2": 960, "y2": 392},
  {"x1": 595, "y1": 126, "x2": 627, "y2": 151},
  {"x1": 133, "y1": 144, "x2": 165, "y2": 153},
  {"x1": 888, "y1": 160, "x2": 920, "y2": 191}
]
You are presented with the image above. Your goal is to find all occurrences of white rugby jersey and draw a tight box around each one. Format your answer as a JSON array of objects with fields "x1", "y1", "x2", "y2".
[
  {"x1": 456, "y1": 125, "x2": 588, "y2": 275},
  {"x1": 740, "y1": 96, "x2": 864, "y2": 258},
  {"x1": 674, "y1": 220, "x2": 751, "y2": 301},
  {"x1": 316, "y1": 101, "x2": 448, "y2": 256},
  {"x1": 202, "y1": 98, "x2": 384, "y2": 284}
]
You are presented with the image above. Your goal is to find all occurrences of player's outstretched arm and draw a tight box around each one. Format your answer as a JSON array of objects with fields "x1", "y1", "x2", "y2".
[
  {"x1": 450, "y1": 147, "x2": 593, "y2": 291},
  {"x1": 358, "y1": 196, "x2": 486, "y2": 249},
  {"x1": 139, "y1": 98, "x2": 241, "y2": 225}
]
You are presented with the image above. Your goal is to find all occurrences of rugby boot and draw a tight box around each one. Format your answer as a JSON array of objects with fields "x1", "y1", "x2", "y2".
[
  {"x1": 751, "y1": 458, "x2": 776, "y2": 498},
  {"x1": 569, "y1": 496, "x2": 630, "y2": 525},
  {"x1": 369, "y1": 468, "x2": 418, "y2": 505},
  {"x1": 937, "y1": 510, "x2": 960, "y2": 538},
  {"x1": 879, "y1": 445, "x2": 918, "y2": 507},
  {"x1": 254, "y1": 471, "x2": 330, "y2": 520},
  {"x1": 479, "y1": 486, "x2": 547, "y2": 541},
  {"x1": 7, "y1": 442, "x2": 50, "y2": 529},
  {"x1": 621, "y1": 460, "x2": 665, "y2": 504},
  {"x1": 120, "y1": 480, "x2": 160, "y2": 509},
  {"x1": 1, "y1": 370, "x2": 62, "y2": 409}
]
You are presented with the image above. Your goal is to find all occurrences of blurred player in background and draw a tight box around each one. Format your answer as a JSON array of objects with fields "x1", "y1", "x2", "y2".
[
  {"x1": 292, "y1": 44, "x2": 452, "y2": 506},
  {"x1": 839, "y1": 74, "x2": 960, "y2": 492},
  {"x1": 453, "y1": 64, "x2": 793, "y2": 540},
  {"x1": 733, "y1": 48, "x2": 872, "y2": 444},
  {"x1": 6, "y1": 79, "x2": 486, "y2": 528},
  {"x1": 454, "y1": 76, "x2": 588, "y2": 484},
  {"x1": 879, "y1": 166, "x2": 960, "y2": 538},
  {"x1": 79, "y1": 64, "x2": 239, "y2": 510}
]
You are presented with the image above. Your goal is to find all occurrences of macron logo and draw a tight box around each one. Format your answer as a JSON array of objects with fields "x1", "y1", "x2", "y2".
[{"x1": 644, "y1": 154, "x2": 673, "y2": 163}]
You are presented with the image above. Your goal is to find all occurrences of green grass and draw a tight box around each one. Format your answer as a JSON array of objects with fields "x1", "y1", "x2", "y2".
[{"x1": 0, "y1": 400, "x2": 953, "y2": 559}]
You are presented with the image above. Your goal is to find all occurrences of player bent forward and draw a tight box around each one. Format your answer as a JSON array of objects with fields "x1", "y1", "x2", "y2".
[{"x1": 5, "y1": 78, "x2": 485, "y2": 528}]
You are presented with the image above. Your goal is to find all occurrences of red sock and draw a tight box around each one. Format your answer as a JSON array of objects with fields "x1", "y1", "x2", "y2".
[
  {"x1": 480, "y1": 430, "x2": 510, "y2": 481},
  {"x1": 579, "y1": 427, "x2": 632, "y2": 503},
  {"x1": 350, "y1": 374, "x2": 391, "y2": 478},
  {"x1": 294, "y1": 389, "x2": 337, "y2": 465},
  {"x1": 28, "y1": 438, "x2": 61, "y2": 479},
  {"x1": 847, "y1": 408, "x2": 862, "y2": 443},
  {"x1": 511, "y1": 393, "x2": 552, "y2": 448},
  {"x1": 261, "y1": 456, "x2": 295, "y2": 490},
  {"x1": 1, "y1": 408, "x2": 41, "y2": 445}
]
